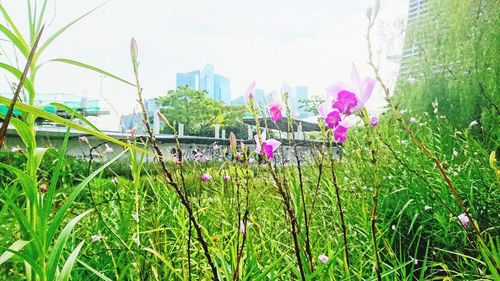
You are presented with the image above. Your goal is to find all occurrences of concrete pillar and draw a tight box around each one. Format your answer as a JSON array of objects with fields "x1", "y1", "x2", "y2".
[
  {"x1": 221, "y1": 129, "x2": 226, "y2": 139},
  {"x1": 178, "y1": 123, "x2": 184, "y2": 137},
  {"x1": 247, "y1": 125, "x2": 253, "y2": 140},
  {"x1": 153, "y1": 109, "x2": 160, "y2": 135},
  {"x1": 215, "y1": 124, "x2": 220, "y2": 139},
  {"x1": 296, "y1": 123, "x2": 303, "y2": 140}
]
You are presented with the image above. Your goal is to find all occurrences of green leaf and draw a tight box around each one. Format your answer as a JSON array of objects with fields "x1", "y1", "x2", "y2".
[
  {"x1": 77, "y1": 259, "x2": 113, "y2": 281},
  {"x1": 0, "y1": 163, "x2": 36, "y2": 203},
  {"x1": 34, "y1": 2, "x2": 109, "y2": 63},
  {"x1": 46, "y1": 150, "x2": 126, "y2": 245},
  {"x1": 46, "y1": 210, "x2": 92, "y2": 281},
  {"x1": 0, "y1": 96, "x2": 155, "y2": 157},
  {"x1": 0, "y1": 246, "x2": 43, "y2": 276},
  {"x1": 57, "y1": 240, "x2": 85, "y2": 281},
  {"x1": 0, "y1": 113, "x2": 32, "y2": 148},
  {"x1": 50, "y1": 58, "x2": 135, "y2": 87},
  {"x1": 0, "y1": 240, "x2": 30, "y2": 265},
  {"x1": 0, "y1": 4, "x2": 29, "y2": 55},
  {"x1": 0, "y1": 62, "x2": 36, "y2": 97},
  {"x1": 0, "y1": 24, "x2": 29, "y2": 57},
  {"x1": 50, "y1": 102, "x2": 102, "y2": 133}
]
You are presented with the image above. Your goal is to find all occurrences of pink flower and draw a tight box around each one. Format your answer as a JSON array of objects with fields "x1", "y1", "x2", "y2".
[
  {"x1": 104, "y1": 144, "x2": 113, "y2": 153},
  {"x1": 40, "y1": 183, "x2": 48, "y2": 193},
  {"x1": 229, "y1": 132, "x2": 237, "y2": 150},
  {"x1": 267, "y1": 102, "x2": 283, "y2": 122},
  {"x1": 202, "y1": 173, "x2": 211, "y2": 182},
  {"x1": 333, "y1": 125, "x2": 348, "y2": 143},
  {"x1": 129, "y1": 128, "x2": 136, "y2": 137},
  {"x1": 254, "y1": 131, "x2": 281, "y2": 159},
  {"x1": 235, "y1": 152, "x2": 241, "y2": 160},
  {"x1": 325, "y1": 110, "x2": 342, "y2": 129},
  {"x1": 326, "y1": 64, "x2": 376, "y2": 113},
  {"x1": 223, "y1": 174, "x2": 230, "y2": 181},
  {"x1": 332, "y1": 90, "x2": 358, "y2": 114},
  {"x1": 245, "y1": 81, "x2": 256, "y2": 102},
  {"x1": 318, "y1": 254, "x2": 329, "y2": 264},
  {"x1": 458, "y1": 213, "x2": 470, "y2": 227},
  {"x1": 370, "y1": 116, "x2": 379, "y2": 127},
  {"x1": 78, "y1": 136, "x2": 88, "y2": 142}
]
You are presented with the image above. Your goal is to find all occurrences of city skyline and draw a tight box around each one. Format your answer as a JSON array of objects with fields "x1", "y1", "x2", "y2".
[{"x1": 0, "y1": 1, "x2": 408, "y2": 130}]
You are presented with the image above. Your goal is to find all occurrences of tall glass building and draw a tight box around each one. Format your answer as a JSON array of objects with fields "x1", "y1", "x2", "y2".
[
  {"x1": 399, "y1": 0, "x2": 429, "y2": 75},
  {"x1": 176, "y1": 64, "x2": 231, "y2": 104}
]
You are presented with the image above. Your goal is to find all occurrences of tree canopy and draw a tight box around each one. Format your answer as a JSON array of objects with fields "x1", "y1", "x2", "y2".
[{"x1": 156, "y1": 86, "x2": 246, "y2": 137}]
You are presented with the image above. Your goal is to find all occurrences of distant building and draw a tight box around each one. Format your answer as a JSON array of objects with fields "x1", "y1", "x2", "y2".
[
  {"x1": 176, "y1": 64, "x2": 231, "y2": 103},
  {"x1": 230, "y1": 85, "x2": 310, "y2": 118},
  {"x1": 399, "y1": 0, "x2": 429, "y2": 75}
]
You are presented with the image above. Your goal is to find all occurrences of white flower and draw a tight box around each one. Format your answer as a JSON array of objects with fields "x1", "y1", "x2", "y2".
[
  {"x1": 11, "y1": 146, "x2": 22, "y2": 153},
  {"x1": 318, "y1": 254, "x2": 329, "y2": 264},
  {"x1": 458, "y1": 213, "x2": 470, "y2": 227},
  {"x1": 112, "y1": 177, "x2": 118, "y2": 184},
  {"x1": 239, "y1": 221, "x2": 246, "y2": 235},
  {"x1": 410, "y1": 117, "x2": 417, "y2": 123},
  {"x1": 468, "y1": 120, "x2": 478, "y2": 127},
  {"x1": 424, "y1": 206, "x2": 432, "y2": 211},
  {"x1": 91, "y1": 235, "x2": 102, "y2": 243},
  {"x1": 391, "y1": 225, "x2": 396, "y2": 230},
  {"x1": 452, "y1": 149, "x2": 458, "y2": 158},
  {"x1": 401, "y1": 140, "x2": 408, "y2": 145},
  {"x1": 104, "y1": 144, "x2": 113, "y2": 153}
]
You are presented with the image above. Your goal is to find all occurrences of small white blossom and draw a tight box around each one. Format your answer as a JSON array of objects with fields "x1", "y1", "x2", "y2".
[{"x1": 318, "y1": 254, "x2": 329, "y2": 264}]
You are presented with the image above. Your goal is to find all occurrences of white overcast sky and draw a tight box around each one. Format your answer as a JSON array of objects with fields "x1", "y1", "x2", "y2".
[{"x1": 1, "y1": 0, "x2": 408, "y2": 130}]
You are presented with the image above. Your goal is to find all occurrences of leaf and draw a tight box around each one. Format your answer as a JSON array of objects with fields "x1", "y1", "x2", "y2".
[
  {"x1": 0, "y1": 163, "x2": 36, "y2": 203},
  {"x1": 0, "y1": 246, "x2": 43, "y2": 276},
  {"x1": 57, "y1": 240, "x2": 84, "y2": 281},
  {"x1": 50, "y1": 58, "x2": 135, "y2": 87},
  {"x1": 77, "y1": 259, "x2": 113, "y2": 281},
  {"x1": 46, "y1": 210, "x2": 92, "y2": 281},
  {"x1": 0, "y1": 96, "x2": 155, "y2": 157},
  {"x1": 46, "y1": 150, "x2": 126, "y2": 245},
  {"x1": 0, "y1": 113, "x2": 32, "y2": 148},
  {"x1": 0, "y1": 24, "x2": 29, "y2": 57},
  {"x1": 0, "y1": 240, "x2": 30, "y2": 265},
  {"x1": 0, "y1": 4, "x2": 29, "y2": 55},
  {"x1": 0, "y1": 62, "x2": 36, "y2": 96},
  {"x1": 50, "y1": 102, "x2": 102, "y2": 133}
]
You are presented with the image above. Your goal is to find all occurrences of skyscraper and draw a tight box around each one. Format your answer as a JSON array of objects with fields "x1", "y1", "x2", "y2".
[
  {"x1": 399, "y1": 0, "x2": 429, "y2": 75},
  {"x1": 176, "y1": 64, "x2": 231, "y2": 103}
]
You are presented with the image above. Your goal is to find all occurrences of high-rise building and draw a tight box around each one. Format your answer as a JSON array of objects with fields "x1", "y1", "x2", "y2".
[
  {"x1": 176, "y1": 64, "x2": 231, "y2": 103},
  {"x1": 399, "y1": 0, "x2": 429, "y2": 75}
]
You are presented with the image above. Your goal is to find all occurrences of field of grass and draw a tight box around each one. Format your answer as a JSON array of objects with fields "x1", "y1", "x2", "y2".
[
  {"x1": 0, "y1": 1, "x2": 499, "y2": 280},
  {"x1": 1, "y1": 109, "x2": 498, "y2": 280}
]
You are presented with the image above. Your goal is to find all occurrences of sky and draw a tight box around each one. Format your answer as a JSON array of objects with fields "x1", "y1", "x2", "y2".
[{"x1": 0, "y1": 0, "x2": 408, "y2": 130}]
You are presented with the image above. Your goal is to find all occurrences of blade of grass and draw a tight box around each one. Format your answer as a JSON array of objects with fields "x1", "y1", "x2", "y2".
[
  {"x1": 49, "y1": 58, "x2": 135, "y2": 87},
  {"x1": 57, "y1": 240, "x2": 85, "y2": 281}
]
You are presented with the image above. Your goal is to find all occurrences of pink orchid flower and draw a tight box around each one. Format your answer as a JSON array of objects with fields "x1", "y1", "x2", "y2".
[
  {"x1": 333, "y1": 119, "x2": 354, "y2": 143},
  {"x1": 267, "y1": 102, "x2": 283, "y2": 122},
  {"x1": 318, "y1": 254, "x2": 329, "y2": 264},
  {"x1": 202, "y1": 173, "x2": 211, "y2": 182},
  {"x1": 254, "y1": 131, "x2": 281, "y2": 159},
  {"x1": 326, "y1": 64, "x2": 376, "y2": 114}
]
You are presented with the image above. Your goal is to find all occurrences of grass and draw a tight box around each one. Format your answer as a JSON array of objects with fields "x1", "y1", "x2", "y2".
[{"x1": 0, "y1": 1, "x2": 499, "y2": 280}]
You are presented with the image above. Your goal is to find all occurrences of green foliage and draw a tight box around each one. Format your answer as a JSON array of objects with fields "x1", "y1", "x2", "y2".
[
  {"x1": 395, "y1": 0, "x2": 500, "y2": 150},
  {"x1": 299, "y1": 95, "x2": 324, "y2": 115},
  {"x1": 157, "y1": 86, "x2": 246, "y2": 137}
]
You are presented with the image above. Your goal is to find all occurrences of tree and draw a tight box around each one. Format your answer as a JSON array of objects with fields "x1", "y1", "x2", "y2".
[
  {"x1": 156, "y1": 86, "x2": 246, "y2": 137},
  {"x1": 395, "y1": 0, "x2": 499, "y2": 149},
  {"x1": 299, "y1": 96, "x2": 324, "y2": 116}
]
